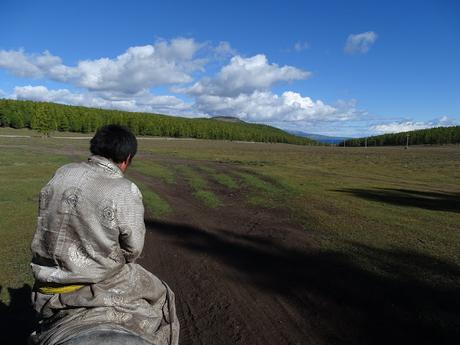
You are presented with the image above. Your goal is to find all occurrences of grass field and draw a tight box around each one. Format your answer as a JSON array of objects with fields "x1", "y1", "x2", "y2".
[{"x1": 1, "y1": 127, "x2": 459, "y2": 340}]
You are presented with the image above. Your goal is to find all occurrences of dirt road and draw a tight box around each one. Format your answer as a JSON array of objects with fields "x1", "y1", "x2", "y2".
[
  {"x1": 130, "y1": 161, "x2": 368, "y2": 345},
  {"x1": 133, "y1": 166, "x2": 319, "y2": 345}
]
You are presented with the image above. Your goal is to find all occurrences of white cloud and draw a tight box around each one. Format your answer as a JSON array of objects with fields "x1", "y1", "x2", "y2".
[
  {"x1": 0, "y1": 49, "x2": 43, "y2": 77},
  {"x1": 182, "y1": 54, "x2": 311, "y2": 97},
  {"x1": 193, "y1": 90, "x2": 360, "y2": 123},
  {"x1": 294, "y1": 41, "x2": 310, "y2": 52},
  {"x1": 213, "y1": 41, "x2": 237, "y2": 57},
  {"x1": 74, "y1": 41, "x2": 202, "y2": 93},
  {"x1": 372, "y1": 121, "x2": 428, "y2": 133},
  {"x1": 372, "y1": 116, "x2": 457, "y2": 134},
  {"x1": 183, "y1": 54, "x2": 362, "y2": 125},
  {"x1": 11, "y1": 85, "x2": 192, "y2": 115},
  {"x1": 344, "y1": 31, "x2": 378, "y2": 54},
  {"x1": 436, "y1": 115, "x2": 457, "y2": 126},
  {"x1": 0, "y1": 49, "x2": 75, "y2": 79},
  {"x1": 0, "y1": 38, "x2": 206, "y2": 94},
  {"x1": 1, "y1": 39, "x2": 371, "y2": 133}
]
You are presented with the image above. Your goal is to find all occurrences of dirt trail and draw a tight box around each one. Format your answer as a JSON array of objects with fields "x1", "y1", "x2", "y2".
[{"x1": 129, "y1": 162, "x2": 325, "y2": 345}]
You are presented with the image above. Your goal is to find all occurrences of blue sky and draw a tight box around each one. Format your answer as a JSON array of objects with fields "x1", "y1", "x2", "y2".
[{"x1": 0, "y1": 0, "x2": 459, "y2": 137}]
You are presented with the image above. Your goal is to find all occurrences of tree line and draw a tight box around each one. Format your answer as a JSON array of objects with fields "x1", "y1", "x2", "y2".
[
  {"x1": 0, "y1": 99, "x2": 317, "y2": 145},
  {"x1": 341, "y1": 126, "x2": 460, "y2": 147}
]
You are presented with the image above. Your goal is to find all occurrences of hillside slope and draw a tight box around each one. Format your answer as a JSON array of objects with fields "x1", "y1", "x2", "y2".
[{"x1": 0, "y1": 99, "x2": 317, "y2": 145}]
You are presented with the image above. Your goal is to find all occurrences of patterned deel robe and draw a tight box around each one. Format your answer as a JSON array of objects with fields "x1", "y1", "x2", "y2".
[{"x1": 29, "y1": 155, "x2": 179, "y2": 345}]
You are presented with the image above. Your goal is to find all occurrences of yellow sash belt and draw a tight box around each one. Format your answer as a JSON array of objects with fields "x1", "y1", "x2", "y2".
[{"x1": 35, "y1": 282, "x2": 85, "y2": 294}]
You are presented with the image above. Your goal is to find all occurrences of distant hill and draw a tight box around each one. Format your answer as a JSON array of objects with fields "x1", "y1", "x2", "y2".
[
  {"x1": 341, "y1": 125, "x2": 460, "y2": 146},
  {"x1": 287, "y1": 130, "x2": 351, "y2": 144},
  {"x1": 211, "y1": 116, "x2": 245, "y2": 123},
  {"x1": 0, "y1": 99, "x2": 319, "y2": 145}
]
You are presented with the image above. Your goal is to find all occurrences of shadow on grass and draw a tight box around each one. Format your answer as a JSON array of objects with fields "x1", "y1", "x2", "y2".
[
  {"x1": 0, "y1": 284, "x2": 37, "y2": 344},
  {"x1": 335, "y1": 188, "x2": 460, "y2": 213},
  {"x1": 146, "y1": 218, "x2": 460, "y2": 345}
]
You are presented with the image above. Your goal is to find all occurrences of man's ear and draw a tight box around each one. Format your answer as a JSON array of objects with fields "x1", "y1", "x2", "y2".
[
  {"x1": 117, "y1": 155, "x2": 131, "y2": 173},
  {"x1": 126, "y1": 154, "x2": 132, "y2": 165}
]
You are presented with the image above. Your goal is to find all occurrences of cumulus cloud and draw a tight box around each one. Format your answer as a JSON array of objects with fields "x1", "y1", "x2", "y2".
[
  {"x1": 182, "y1": 54, "x2": 311, "y2": 97},
  {"x1": 344, "y1": 31, "x2": 378, "y2": 54},
  {"x1": 372, "y1": 121, "x2": 429, "y2": 133},
  {"x1": 372, "y1": 116, "x2": 457, "y2": 134},
  {"x1": 11, "y1": 85, "x2": 192, "y2": 115},
  {"x1": 0, "y1": 49, "x2": 75, "y2": 79},
  {"x1": 193, "y1": 90, "x2": 360, "y2": 123},
  {"x1": 1, "y1": 39, "x2": 369, "y2": 131},
  {"x1": 75, "y1": 41, "x2": 203, "y2": 93},
  {"x1": 182, "y1": 53, "x2": 361, "y2": 124},
  {"x1": 0, "y1": 38, "x2": 205, "y2": 94}
]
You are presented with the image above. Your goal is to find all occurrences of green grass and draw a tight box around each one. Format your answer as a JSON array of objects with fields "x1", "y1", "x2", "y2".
[
  {"x1": 241, "y1": 149, "x2": 460, "y2": 271},
  {"x1": 0, "y1": 127, "x2": 36, "y2": 136},
  {"x1": 196, "y1": 165, "x2": 240, "y2": 190},
  {"x1": 0, "y1": 145, "x2": 71, "y2": 303},
  {"x1": 130, "y1": 178, "x2": 171, "y2": 218},
  {"x1": 194, "y1": 190, "x2": 222, "y2": 208},
  {"x1": 213, "y1": 173, "x2": 239, "y2": 189},
  {"x1": 237, "y1": 172, "x2": 279, "y2": 193},
  {"x1": 177, "y1": 166, "x2": 208, "y2": 190},
  {"x1": 131, "y1": 160, "x2": 176, "y2": 184},
  {"x1": 176, "y1": 165, "x2": 222, "y2": 207},
  {"x1": 237, "y1": 171, "x2": 289, "y2": 207}
]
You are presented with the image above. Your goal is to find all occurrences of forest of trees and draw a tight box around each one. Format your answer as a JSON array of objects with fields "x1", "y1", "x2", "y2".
[
  {"x1": 0, "y1": 99, "x2": 317, "y2": 145},
  {"x1": 341, "y1": 125, "x2": 460, "y2": 147}
]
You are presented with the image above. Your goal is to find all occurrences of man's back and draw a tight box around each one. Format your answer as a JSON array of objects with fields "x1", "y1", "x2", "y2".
[
  {"x1": 29, "y1": 125, "x2": 179, "y2": 345},
  {"x1": 31, "y1": 155, "x2": 145, "y2": 285}
]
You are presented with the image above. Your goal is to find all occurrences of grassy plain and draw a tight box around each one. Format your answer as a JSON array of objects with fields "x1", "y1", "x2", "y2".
[
  {"x1": 0, "y1": 127, "x2": 459, "y2": 305},
  {"x1": 137, "y1": 139, "x2": 459, "y2": 256}
]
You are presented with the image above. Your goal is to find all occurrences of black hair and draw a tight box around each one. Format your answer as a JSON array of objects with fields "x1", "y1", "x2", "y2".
[{"x1": 90, "y1": 124, "x2": 137, "y2": 163}]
